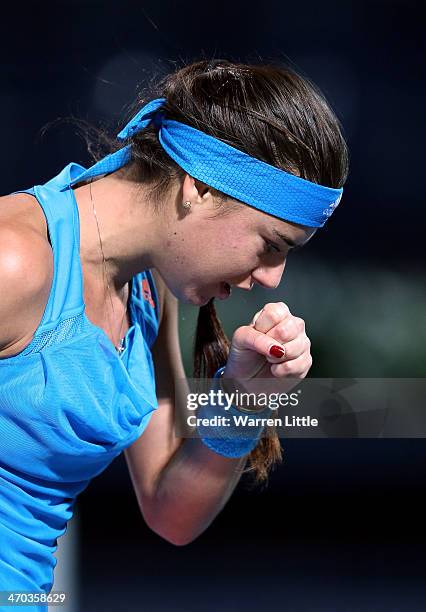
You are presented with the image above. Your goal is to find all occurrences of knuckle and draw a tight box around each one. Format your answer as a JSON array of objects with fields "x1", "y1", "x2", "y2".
[
  {"x1": 233, "y1": 326, "x2": 245, "y2": 339},
  {"x1": 281, "y1": 360, "x2": 294, "y2": 375},
  {"x1": 264, "y1": 301, "x2": 289, "y2": 321},
  {"x1": 285, "y1": 318, "x2": 296, "y2": 334},
  {"x1": 295, "y1": 316, "x2": 305, "y2": 332},
  {"x1": 233, "y1": 325, "x2": 248, "y2": 345},
  {"x1": 278, "y1": 302, "x2": 291, "y2": 317},
  {"x1": 275, "y1": 322, "x2": 288, "y2": 337}
]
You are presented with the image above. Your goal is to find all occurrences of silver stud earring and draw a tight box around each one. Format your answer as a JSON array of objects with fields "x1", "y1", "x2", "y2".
[{"x1": 182, "y1": 200, "x2": 192, "y2": 211}]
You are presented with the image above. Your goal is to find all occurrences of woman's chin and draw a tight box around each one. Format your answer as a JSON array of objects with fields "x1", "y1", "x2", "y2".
[
  {"x1": 179, "y1": 290, "x2": 210, "y2": 306},
  {"x1": 196, "y1": 295, "x2": 212, "y2": 306},
  {"x1": 180, "y1": 285, "x2": 218, "y2": 306},
  {"x1": 190, "y1": 290, "x2": 214, "y2": 307}
]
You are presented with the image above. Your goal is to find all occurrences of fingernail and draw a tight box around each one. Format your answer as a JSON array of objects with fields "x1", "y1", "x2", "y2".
[{"x1": 269, "y1": 344, "x2": 285, "y2": 358}]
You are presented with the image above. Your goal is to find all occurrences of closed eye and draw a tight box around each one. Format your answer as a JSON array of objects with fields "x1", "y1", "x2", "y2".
[
  {"x1": 266, "y1": 239, "x2": 304, "y2": 255},
  {"x1": 263, "y1": 240, "x2": 284, "y2": 255}
]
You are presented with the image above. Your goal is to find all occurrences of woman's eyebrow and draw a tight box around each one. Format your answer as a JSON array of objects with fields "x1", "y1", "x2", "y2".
[{"x1": 273, "y1": 229, "x2": 306, "y2": 249}]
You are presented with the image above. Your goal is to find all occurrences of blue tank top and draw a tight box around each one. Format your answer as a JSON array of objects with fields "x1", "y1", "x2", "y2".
[{"x1": 0, "y1": 162, "x2": 160, "y2": 606}]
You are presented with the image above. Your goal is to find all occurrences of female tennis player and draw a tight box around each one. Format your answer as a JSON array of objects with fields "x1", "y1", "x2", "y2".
[{"x1": 0, "y1": 58, "x2": 348, "y2": 602}]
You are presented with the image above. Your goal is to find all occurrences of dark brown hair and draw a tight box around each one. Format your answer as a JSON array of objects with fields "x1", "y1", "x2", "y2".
[{"x1": 72, "y1": 58, "x2": 349, "y2": 484}]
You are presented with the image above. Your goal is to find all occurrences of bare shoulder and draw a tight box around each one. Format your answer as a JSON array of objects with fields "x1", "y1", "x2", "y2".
[
  {"x1": 0, "y1": 192, "x2": 50, "y2": 241},
  {"x1": 0, "y1": 223, "x2": 53, "y2": 357}
]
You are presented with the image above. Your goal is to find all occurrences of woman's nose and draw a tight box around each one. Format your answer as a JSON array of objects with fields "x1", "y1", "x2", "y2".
[
  {"x1": 233, "y1": 277, "x2": 255, "y2": 290},
  {"x1": 251, "y1": 260, "x2": 286, "y2": 289}
]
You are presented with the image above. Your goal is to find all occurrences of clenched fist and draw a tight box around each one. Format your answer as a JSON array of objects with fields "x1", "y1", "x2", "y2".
[{"x1": 223, "y1": 302, "x2": 312, "y2": 384}]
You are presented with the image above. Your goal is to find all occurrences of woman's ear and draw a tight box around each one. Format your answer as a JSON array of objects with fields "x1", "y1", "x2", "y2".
[
  {"x1": 182, "y1": 173, "x2": 212, "y2": 204},
  {"x1": 193, "y1": 178, "x2": 211, "y2": 200}
]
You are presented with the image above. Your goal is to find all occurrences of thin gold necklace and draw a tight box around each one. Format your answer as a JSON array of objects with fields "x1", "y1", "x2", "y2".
[{"x1": 89, "y1": 177, "x2": 128, "y2": 353}]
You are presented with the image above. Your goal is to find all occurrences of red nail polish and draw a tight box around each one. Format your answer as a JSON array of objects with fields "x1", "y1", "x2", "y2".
[{"x1": 269, "y1": 344, "x2": 285, "y2": 358}]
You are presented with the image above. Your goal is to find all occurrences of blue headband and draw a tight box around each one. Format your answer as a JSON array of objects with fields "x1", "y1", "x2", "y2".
[{"x1": 67, "y1": 97, "x2": 343, "y2": 227}]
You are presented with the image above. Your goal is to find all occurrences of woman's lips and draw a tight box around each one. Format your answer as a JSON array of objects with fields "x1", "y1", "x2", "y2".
[{"x1": 217, "y1": 282, "x2": 232, "y2": 300}]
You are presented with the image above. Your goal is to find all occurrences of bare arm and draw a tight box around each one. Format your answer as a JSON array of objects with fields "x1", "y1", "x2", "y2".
[{"x1": 124, "y1": 270, "x2": 247, "y2": 546}]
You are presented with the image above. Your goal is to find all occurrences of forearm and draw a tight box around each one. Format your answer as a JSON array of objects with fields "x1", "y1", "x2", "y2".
[{"x1": 144, "y1": 436, "x2": 247, "y2": 546}]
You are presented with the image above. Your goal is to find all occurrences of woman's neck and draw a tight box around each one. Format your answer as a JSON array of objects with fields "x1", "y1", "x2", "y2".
[{"x1": 72, "y1": 172, "x2": 160, "y2": 293}]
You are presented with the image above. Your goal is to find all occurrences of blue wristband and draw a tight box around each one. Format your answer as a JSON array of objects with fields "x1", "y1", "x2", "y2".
[{"x1": 197, "y1": 366, "x2": 272, "y2": 458}]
